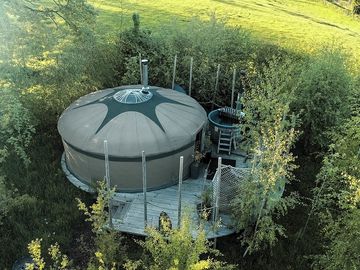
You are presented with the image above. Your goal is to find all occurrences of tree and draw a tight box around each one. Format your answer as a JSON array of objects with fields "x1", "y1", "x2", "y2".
[
  {"x1": 313, "y1": 210, "x2": 360, "y2": 270},
  {"x1": 312, "y1": 111, "x2": 360, "y2": 269},
  {"x1": 0, "y1": 1, "x2": 113, "y2": 266},
  {"x1": 0, "y1": 0, "x2": 116, "y2": 127},
  {"x1": 231, "y1": 58, "x2": 299, "y2": 255}
]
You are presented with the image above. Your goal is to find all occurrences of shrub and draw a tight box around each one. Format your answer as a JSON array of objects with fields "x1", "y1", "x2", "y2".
[
  {"x1": 115, "y1": 14, "x2": 298, "y2": 108},
  {"x1": 231, "y1": 58, "x2": 299, "y2": 255},
  {"x1": 312, "y1": 112, "x2": 360, "y2": 269},
  {"x1": 292, "y1": 47, "x2": 353, "y2": 152},
  {"x1": 115, "y1": 13, "x2": 173, "y2": 87},
  {"x1": 125, "y1": 213, "x2": 234, "y2": 270},
  {"x1": 0, "y1": 89, "x2": 35, "y2": 166}
]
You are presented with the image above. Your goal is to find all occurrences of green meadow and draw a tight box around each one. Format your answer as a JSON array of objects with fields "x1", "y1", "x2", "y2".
[{"x1": 90, "y1": 0, "x2": 360, "y2": 63}]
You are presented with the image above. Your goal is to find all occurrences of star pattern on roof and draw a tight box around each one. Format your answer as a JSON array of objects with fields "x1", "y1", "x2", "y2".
[{"x1": 72, "y1": 88, "x2": 194, "y2": 134}]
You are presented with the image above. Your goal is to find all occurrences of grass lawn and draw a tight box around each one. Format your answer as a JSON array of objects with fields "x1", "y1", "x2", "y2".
[{"x1": 90, "y1": 0, "x2": 360, "y2": 66}]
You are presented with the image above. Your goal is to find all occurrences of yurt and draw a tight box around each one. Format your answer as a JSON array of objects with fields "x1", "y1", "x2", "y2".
[{"x1": 58, "y1": 63, "x2": 207, "y2": 192}]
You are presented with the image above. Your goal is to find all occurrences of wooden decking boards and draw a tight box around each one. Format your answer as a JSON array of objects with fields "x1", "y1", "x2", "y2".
[
  {"x1": 111, "y1": 176, "x2": 235, "y2": 238},
  {"x1": 62, "y1": 151, "x2": 250, "y2": 238}
]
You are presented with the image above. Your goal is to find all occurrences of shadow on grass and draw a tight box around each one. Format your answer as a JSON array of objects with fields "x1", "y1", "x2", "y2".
[
  {"x1": 211, "y1": 0, "x2": 262, "y2": 12},
  {"x1": 264, "y1": 1, "x2": 359, "y2": 37}
]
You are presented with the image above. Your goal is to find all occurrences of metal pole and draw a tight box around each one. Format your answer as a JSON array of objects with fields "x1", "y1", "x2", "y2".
[
  {"x1": 212, "y1": 64, "x2": 220, "y2": 110},
  {"x1": 213, "y1": 157, "x2": 222, "y2": 248},
  {"x1": 177, "y1": 156, "x2": 184, "y2": 228},
  {"x1": 213, "y1": 157, "x2": 222, "y2": 224},
  {"x1": 236, "y1": 92, "x2": 241, "y2": 111},
  {"x1": 139, "y1": 53, "x2": 142, "y2": 84},
  {"x1": 172, "y1": 54, "x2": 177, "y2": 90},
  {"x1": 142, "y1": 151, "x2": 148, "y2": 228},
  {"x1": 189, "y1": 57, "x2": 193, "y2": 96},
  {"x1": 216, "y1": 156, "x2": 222, "y2": 221},
  {"x1": 200, "y1": 128, "x2": 205, "y2": 152},
  {"x1": 141, "y1": 59, "x2": 149, "y2": 89},
  {"x1": 104, "y1": 140, "x2": 113, "y2": 228},
  {"x1": 231, "y1": 68, "x2": 236, "y2": 109}
]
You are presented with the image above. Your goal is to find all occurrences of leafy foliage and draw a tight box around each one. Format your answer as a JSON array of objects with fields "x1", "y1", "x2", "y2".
[
  {"x1": 313, "y1": 210, "x2": 360, "y2": 270},
  {"x1": 231, "y1": 58, "x2": 299, "y2": 255},
  {"x1": 0, "y1": 0, "x2": 117, "y2": 128},
  {"x1": 26, "y1": 239, "x2": 71, "y2": 270},
  {"x1": 77, "y1": 181, "x2": 127, "y2": 269},
  {"x1": 114, "y1": 14, "x2": 294, "y2": 108},
  {"x1": 0, "y1": 89, "x2": 35, "y2": 166},
  {"x1": 25, "y1": 181, "x2": 125, "y2": 270},
  {"x1": 292, "y1": 47, "x2": 353, "y2": 152},
  {"x1": 315, "y1": 114, "x2": 360, "y2": 213},
  {"x1": 125, "y1": 213, "x2": 234, "y2": 270},
  {"x1": 0, "y1": 176, "x2": 35, "y2": 232},
  {"x1": 0, "y1": 2, "x2": 103, "y2": 266},
  {"x1": 0, "y1": 139, "x2": 86, "y2": 267},
  {"x1": 312, "y1": 109, "x2": 360, "y2": 269}
]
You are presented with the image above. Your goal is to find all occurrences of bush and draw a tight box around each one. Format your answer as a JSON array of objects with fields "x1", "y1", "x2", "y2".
[
  {"x1": 0, "y1": 89, "x2": 35, "y2": 166},
  {"x1": 292, "y1": 47, "x2": 353, "y2": 152},
  {"x1": 313, "y1": 112, "x2": 360, "y2": 269},
  {"x1": 231, "y1": 58, "x2": 299, "y2": 255},
  {"x1": 125, "y1": 213, "x2": 234, "y2": 270},
  {"x1": 115, "y1": 14, "x2": 299, "y2": 108},
  {"x1": 115, "y1": 13, "x2": 173, "y2": 87}
]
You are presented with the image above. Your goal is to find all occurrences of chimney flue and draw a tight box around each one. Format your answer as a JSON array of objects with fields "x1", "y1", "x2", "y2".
[{"x1": 141, "y1": 59, "x2": 149, "y2": 90}]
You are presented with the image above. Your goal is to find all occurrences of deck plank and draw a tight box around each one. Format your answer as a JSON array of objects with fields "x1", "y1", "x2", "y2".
[{"x1": 63, "y1": 153, "x2": 250, "y2": 239}]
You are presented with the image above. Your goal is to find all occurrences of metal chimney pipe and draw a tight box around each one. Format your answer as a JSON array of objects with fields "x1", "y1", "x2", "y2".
[{"x1": 141, "y1": 59, "x2": 149, "y2": 90}]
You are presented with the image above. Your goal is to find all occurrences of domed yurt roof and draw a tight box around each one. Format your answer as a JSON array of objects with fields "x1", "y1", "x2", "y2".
[{"x1": 58, "y1": 85, "x2": 207, "y2": 158}]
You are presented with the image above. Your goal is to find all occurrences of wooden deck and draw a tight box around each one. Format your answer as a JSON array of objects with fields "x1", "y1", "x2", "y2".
[
  {"x1": 61, "y1": 152, "x2": 250, "y2": 238},
  {"x1": 111, "y1": 172, "x2": 236, "y2": 238},
  {"x1": 211, "y1": 144, "x2": 250, "y2": 169}
]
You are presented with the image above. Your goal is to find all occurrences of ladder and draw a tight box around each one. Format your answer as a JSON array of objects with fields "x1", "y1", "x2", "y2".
[{"x1": 217, "y1": 129, "x2": 233, "y2": 155}]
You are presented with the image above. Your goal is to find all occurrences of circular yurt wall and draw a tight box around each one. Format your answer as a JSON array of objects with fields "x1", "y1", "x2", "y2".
[{"x1": 58, "y1": 85, "x2": 207, "y2": 192}]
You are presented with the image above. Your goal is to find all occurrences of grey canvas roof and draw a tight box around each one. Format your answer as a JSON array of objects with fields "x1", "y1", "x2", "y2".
[{"x1": 58, "y1": 85, "x2": 207, "y2": 158}]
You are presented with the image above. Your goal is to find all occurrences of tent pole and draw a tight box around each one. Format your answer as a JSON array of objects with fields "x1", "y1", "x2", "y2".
[
  {"x1": 104, "y1": 140, "x2": 113, "y2": 229},
  {"x1": 231, "y1": 68, "x2": 236, "y2": 109},
  {"x1": 189, "y1": 57, "x2": 193, "y2": 96},
  {"x1": 142, "y1": 151, "x2": 148, "y2": 229},
  {"x1": 177, "y1": 156, "x2": 184, "y2": 228},
  {"x1": 172, "y1": 54, "x2": 177, "y2": 90}
]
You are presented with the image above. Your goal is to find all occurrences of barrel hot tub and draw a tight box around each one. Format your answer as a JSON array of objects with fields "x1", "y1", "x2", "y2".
[{"x1": 208, "y1": 107, "x2": 243, "y2": 142}]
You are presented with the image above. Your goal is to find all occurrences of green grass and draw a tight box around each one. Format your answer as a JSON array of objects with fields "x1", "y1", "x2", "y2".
[{"x1": 90, "y1": 0, "x2": 360, "y2": 65}]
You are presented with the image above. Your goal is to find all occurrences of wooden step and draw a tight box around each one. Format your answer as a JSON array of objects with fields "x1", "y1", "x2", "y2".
[
  {"x1": 218, "y1": 129, "x2": 234, "y2": 155},
  {"x1": 219, "y1": 143, "x2": 231, "y2": 147}
]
